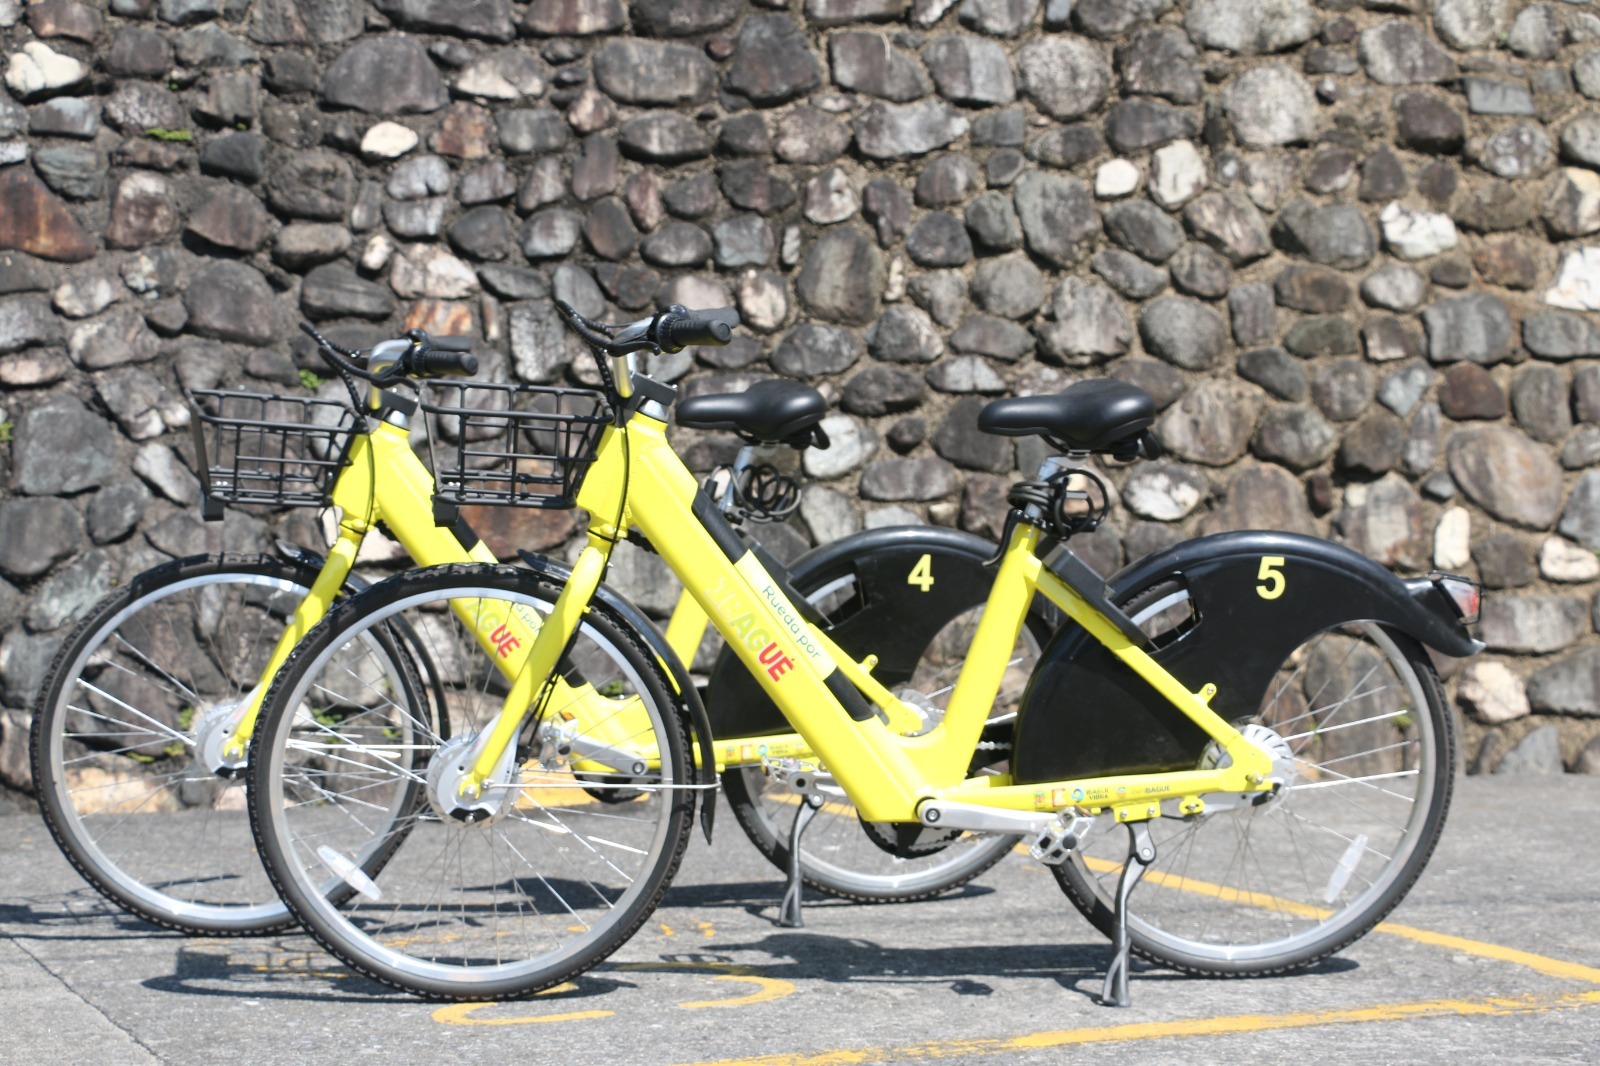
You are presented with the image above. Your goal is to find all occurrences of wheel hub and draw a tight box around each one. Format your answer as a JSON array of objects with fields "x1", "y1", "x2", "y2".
[
  {"x1": 1199, "y1": 722, "x2": 1297, "y2": 812},
  {"x1": 426, "y1": 733, "x2": 515, "y2": 825},
  {"x1": 193, "y1": 700, "x2": 250, "y2": 780}
]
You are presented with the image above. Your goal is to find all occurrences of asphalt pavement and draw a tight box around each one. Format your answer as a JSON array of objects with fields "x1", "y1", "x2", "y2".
[{"x1": 1, "y1": 775, "x2": 1597, "y2": 1065}]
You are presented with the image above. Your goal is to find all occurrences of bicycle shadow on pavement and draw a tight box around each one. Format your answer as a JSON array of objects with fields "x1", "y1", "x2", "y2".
[
  {"x1": 659, "y1": 876, "x2": 998, "y2": 921},
  {"x1": 0, "y1": 898, "x2": 203, "y2": 942}
]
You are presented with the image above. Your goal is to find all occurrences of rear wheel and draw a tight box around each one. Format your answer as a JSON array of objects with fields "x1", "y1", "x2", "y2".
[
  {"x1": 1055, "y1": 581, "x2": 1455, "y2": 976},
  {"x1": 248, "y1": 564, "x2": 693, "y2": 1000}
]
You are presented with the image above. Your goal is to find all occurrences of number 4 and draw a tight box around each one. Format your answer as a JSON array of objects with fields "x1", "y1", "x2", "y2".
[
  {"x1": 1256, "y1": 556, "x2": 1286, "y2": 600},
  {"x1": 907, "y1": 554, "x2": 934, "y2": 592}
]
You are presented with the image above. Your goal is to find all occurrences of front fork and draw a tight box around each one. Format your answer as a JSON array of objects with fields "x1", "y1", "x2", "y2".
[
  {"x1": 452, "y1": 534, "x2": 616, "y2": 808},
  {"x1": 214, "y1": 525, "x2": 366, "y2": 767}
]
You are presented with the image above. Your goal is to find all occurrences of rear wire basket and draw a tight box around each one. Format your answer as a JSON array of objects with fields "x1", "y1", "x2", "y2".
[
  {"x1": 422, "y1": 380, "x2": 612, "y2": 515},
  {"x1": 187, "y1": 389, "x2": 360, "y2": 518}
]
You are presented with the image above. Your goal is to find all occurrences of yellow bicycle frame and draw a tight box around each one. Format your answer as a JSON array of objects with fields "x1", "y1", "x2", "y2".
[{"x1": 457, "y1": 406, "x2": 1277, "y2": 826}]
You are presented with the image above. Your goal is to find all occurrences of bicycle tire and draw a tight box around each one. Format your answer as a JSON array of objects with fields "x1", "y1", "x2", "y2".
[
  {"x1": 1054, "y1": 579, "x2": 1456, "y2": 977},
  {"x1": 248, "y1": 564, "x2": 694, "y2": 1000},
  {"x1": 29, "y1": 552, "x2": 425, "y2": 935}
]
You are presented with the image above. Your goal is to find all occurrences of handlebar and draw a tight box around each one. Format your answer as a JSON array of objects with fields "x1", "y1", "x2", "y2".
[
  {"x1": 552, "y1": 301, "x2": 737, "y2": 402},
  {"x1": 298, "y1": 322, "x2": 478, "y2": 383}
]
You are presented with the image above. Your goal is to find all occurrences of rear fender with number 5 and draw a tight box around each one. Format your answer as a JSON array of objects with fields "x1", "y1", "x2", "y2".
[
  {"x1": 1012, "y1": 530, "x2": 1483, "y2": 785},
  {"x1": 705, "y1": 527, "x2": 1057, "y2": 741}
]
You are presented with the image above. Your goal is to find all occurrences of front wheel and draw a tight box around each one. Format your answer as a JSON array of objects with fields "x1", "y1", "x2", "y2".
[
  {"x1": 248, "y1": 564, "x2": 693, "y2": 1001},
  {"x1": 1056, "y1": 600, "x2": 1455, "y2": 976}
]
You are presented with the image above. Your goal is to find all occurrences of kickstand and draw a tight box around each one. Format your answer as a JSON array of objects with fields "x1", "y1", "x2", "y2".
[
  {"x1": 1100, "y1": 820, "x2": 1156, "y2": 1008},
  {"x1": 777, "y1": 793, "x2": 823, "y2": 928}
]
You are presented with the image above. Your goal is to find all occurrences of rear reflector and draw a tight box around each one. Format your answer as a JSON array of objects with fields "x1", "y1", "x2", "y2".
[{"x1": 1428, "y1": 571, "x2": 1481, "y2": 625}]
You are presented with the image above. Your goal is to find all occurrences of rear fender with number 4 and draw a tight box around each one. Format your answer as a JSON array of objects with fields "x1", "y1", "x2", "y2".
[
  {"x1": 704, "y1": 527, "x2": 1058, "y2": 742},
  {"x1": 1012, "y1": 530, "x2": 1483, "y2": 785}
]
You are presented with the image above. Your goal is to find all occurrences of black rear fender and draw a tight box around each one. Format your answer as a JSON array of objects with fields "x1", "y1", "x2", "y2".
[{"x1": 1013, "y1": 531, "x2": 1481, "y2": 785}]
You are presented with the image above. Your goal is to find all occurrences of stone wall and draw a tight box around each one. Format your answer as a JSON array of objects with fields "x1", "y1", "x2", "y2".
[{"x1": 3, "y1": 0, "x2": 1600, "y2": 789}]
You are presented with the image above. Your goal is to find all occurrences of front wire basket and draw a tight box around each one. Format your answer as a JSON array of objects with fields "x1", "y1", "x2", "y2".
[
  {"x1": 422, "y1": 379, "x2": 612, "y2": 513},
  {"x1": 187, "y1": 389, "x2": 361, "y2": 516}
]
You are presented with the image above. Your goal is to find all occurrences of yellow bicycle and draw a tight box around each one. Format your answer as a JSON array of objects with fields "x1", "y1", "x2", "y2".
[
  {"x1": 245, "y1": 302, "x2": 1483, "y2": 1003},
  {"x1": 31, "y1": 318, "x2": 1033, "y2": 935}
]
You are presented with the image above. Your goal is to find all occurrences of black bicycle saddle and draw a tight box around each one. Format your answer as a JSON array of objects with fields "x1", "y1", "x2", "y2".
[
  {"x1": 977, "y1": 379, "x2": 1156, "y2": 452},
  {"x1": 676, "y1": 379, "x2": 828, "y2": 444}
]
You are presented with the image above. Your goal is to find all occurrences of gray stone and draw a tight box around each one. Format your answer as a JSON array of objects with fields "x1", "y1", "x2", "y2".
[
  {"x1": 1525, "y1": 312, "x2": 1600, "y2": 359},
  {"x1": 1253, "y1": 405, "x2": 1339, "y2": 471},
  {"x1": 1473, "y1": 532, "x2": 1537, "y2": 589},
  {"x1": 1562, "y1": 426, "x2": 1600, "y2": 470},
  {"x1": 1465, "y1": 76, "x2": 1536, "y2": 116},
  {"x1": 582, "y1": 197, "x2": 639, "y2": 260},
  {"x1": 772, "y1": 323, "x2": 863, "y2": 378},
  {"x1": 321, "y1": 36, "x2": 447, "y2": 115},
  {"x1": 949, "y1": 315, "x2": 1034, "y2": 361},
  {"x1": 1478, "y1": 592, "x2": 1580, "y2": 653},
  {"x1": 718, "y1": 159, "x2": 796, "y2": 215},
  {"x1": 1092, "y1": 248, "x2": 1168, "y2": 299},
  {"x1": 1493, "y1": 726, "x2": 1565, "y2": 775},
  {"x1": 860, "y1": 456, "x2": 960, "y2": 501},
  {"x1": 965, "y1": 191, "x2": 1024, "y2": 251},
  {"x1": 383, "y1": 198, "x2": 447, "y2": 239},
  {"x1": 1012, "y1": 171, "x2": 1098, "y2": 267},
  {"x1": 459, "y1": 161, "x2": 516, "y2": 205},
  {"x1": 906, "y1": 212, "x2": 974, "y2": 267},
  {"x1": 619, "y1": 113, "x2": 713, "y2": 164},
  {"x1": 1036, "y1": 277, "x2": 1131, "y2": 364},
  {"x1": 1561, "y1": 111, "x2": 1600, "y2": 172},
  {"x1": 1118, "y1": 26, "x2": 1200, "y2": 105},
  {"x1": 1458, "y1": 178, "x2": 1536, "y2": 233},
  {"x1": 69, "y1": 310, "x2": 160, "y2": 370},
  {"x1": 1275, "y1": 264, "x2": 1350, "y2": 313},
  {"x1": 10, "y1": 396, "x2": 121, "y2": 497},
  {"x1": 1480, "y1": 122, "x2": 1553, "y2": 180},
  {"x1": 1558, "y1": 469, "x2": 1600, "y2": 549},
  {"x1": 25, "y1": 551, "x2": 113, "y2": 634},
  {"x1": 1102, "y1": 98, "x2": 1200, "y2": 154},
  {"x1": 1228, "y1": 283, "x2": 1277, "y2": 346},
  {"x1": 447, "y1": 207, "x2": 514, "y2": 262},
  {"x1": 1284, "y1": 315, "x2": 1359, "y2": 359},
  {"x1": 29, "y1": 97, "x2": 97, "y2": 140},
  {"x1": 1121, "y1": 461, "x2": 1207, "y2": 522},
  {"x1": 1339, "y1": 410, "x2": 1407, "y2": 476},
  {"x1": 102, "y1": 83, "x2": 183, "y2": 133},
  {"x1": 1541, "y1": 168, "x2": 1600, "y2": 239},
  {"x1": 800, "y1": 484, "x2": 860, "y2": 544},
  {"x1": 30, "y1": 146, "x2": 103, "y2": 202},
  {"x1": 1528, "y1": 647, "x2": 1600, "y2": 716},
  {"x1": 830, "y1": 32, "x2": 931, "y2": 102},
  {"x1": 1312, "y1": 359, "x2": 1374, "y2": 422},
  {"x1": 187, "y1": 185, "x2": 271, "y2": 252},
  {"x1": 0, "y1": 497, "x2": 83, "y2": 580},
  {"x1": 1110, "y1": 358, "x2": 1186, "y2": 410},
  {"x1": 1364, "y1": 316, "x2": 1423, "y2": 364},
  {"x1": 0, "y1": 295, "x2": 63, "y2": 353},
  {"x1": 1359, "y1": 148, "x2": 1409, "y2": 202},
  {"x1": 969, "y1": 253, "x2": 1044, "y2": 320},
  {"x1": 842, "y1": 365, "x2": 926, "y2": 415},
  {"x1": 862, "y1": 179, "x2": 913, "y2": 246},
  {"x1": 265, "y1": 151, "x2": 354, "y2": 221},
  {"x1": 86, "y1": 481, "x2": 151, "y2": 545},
  {"x1": 908, "y1": 271, "x2": 967, "y2": 327},
  {"x1": 498, "y1": 108, "x2": 567, "y2": 155},
  {"x1": 1359, "y1": 21, "x2": 1455, "y2": 85},
  {"x1": 630, "y1": 0, "x2": 739, "y2": 36},
  {"x1": 712, "y1": 215, "x2": 775, "y2": 270},
  {"x1": 377, "y1": 0, "x2": 514, "y2": 40},
  {"x1": 1072, "y1": 0, "x2": 1172, "y2": 38},
  {"x1": 1579, "y1": 49, "x2": 1600, "y2": 100},
  {"x1": 853, "y1": 100, "x2": 969, "y2": 159},
  {"x1": 1304, "y1": 147, "x2": 1358, "y2": 195},
  {"x1": 172, "y1": 24, "x2": 259, "y2": 67},
  {"x1": 1184, "y1": 0, "x2": 1315, "y2": 54},
  {"x1": 299, "y1": 263, "x2": 394, "y2": 321},
  {"x1": 932, "y1": 396, "x2": 1013, "y2": 471},
  {"x1": 1508, "y1": 2, "x2": 1564, "y2": 60},
  {"x1": 1103, "y1": 200, "x2": 1184, "y2": 264},
  {"x1": 1361, "y1": 263, "x2": 1428, "y2": 312},
  {"x1": 971, "y1": 108, "x2": 1026, "y2": 148},
  {"x1": 1139, "y1": 296, "x2": 1226, "y2": 370},
  {"x1": 797, "y1": 226, "x2": 885, "y2": 325},
  {"x1": 182, "y1": 262, "x2": 277, "y2": 345},
  {"x1": 521, "y1": 209, "x2": 583, "y2": 259},
  {"x1": 522, "y1": 0, "x2": 625, "y2": 34},
  {"x1": 724, "y1": 14, "x2": 821, "y2": 107},
  {"x1": 1447, "y1": 426, "x2": 1565, "y2": 529},
  {"x1": 915, "y1": 156, "x2": 981, "y2": 208},
  {"x1": 506, "y1": 303, "x2": 566, "y2": 383},
  {"x1": 1238, "y1": 347, "x2": 1307, "y2": 401},
  {"x1": 1439, "y1": 362, "x2": 1508, "y2": 420},
  {"x1": 867, "y1": 305, "x2": 944, "y2": 364},
  {"x1": 105, "y1": 172, "x2": 177, "y2": 250},
  {"x1": 1182, "y1": 193, "x2": 1273, "y2": 270},
  {"x1": 1396, "y1": 91, "x2": 1466, "y2": 154},
  {"x1": 924, "y1": 33, "x2": 1016, "y2": 106},
  {"x1": 1422, "y1": 293, "x2": 1514, "y2": 365},
  {"x1": 1156, "y1": 379, "x2": 1263, "y2": 466},
  {"x1": 1223, "y1": 65, "x2": 1319, "y2": 147},
  {"x1": 1334, "y1": 473, "x2": 1428, "y2": 569},
  {"x1": 1273, "y1": 199, "x2": 1377, "y2": 269},
  {"x1": 774, "y1": 107, "x2": 852, "y2": 165},
  {"x1": 1512, "y1": 365, "x2": 1572, "y2": 444},
  {"x1": 959, "y1": 0, "x2": 1040, "y2": 36},
  {"x1": 1015, "y1": 36, "x2": 1111, "y2": 121},
  {"x1": 1027, "y1": 124, "x2": 1107, "y2": 168},
  {"x1": 199, "y1": 132, "x2": 268, "y2": 183},
  {"x1": 1199, "y1": 461, "x2": 1316, "y2": 536},
  {"x1": 802, "y1": 414, "x2": 876, "y2": 480}
]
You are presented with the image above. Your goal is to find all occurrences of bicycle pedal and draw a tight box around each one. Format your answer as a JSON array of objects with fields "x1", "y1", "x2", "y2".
[
  {"x1": 1029, "y1": 811, "x2": 1095, "y2": 866},
  {"x1": 760, "y1": 757, "x2": 834, "y2": 799}
]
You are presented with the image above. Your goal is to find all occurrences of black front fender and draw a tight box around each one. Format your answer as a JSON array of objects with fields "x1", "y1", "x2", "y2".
[{"x1": 1012, "y1": 531, "x2": 1481, "y2": 785}]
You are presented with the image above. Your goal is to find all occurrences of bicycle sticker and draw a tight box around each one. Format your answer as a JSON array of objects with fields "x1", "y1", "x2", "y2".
[
  {"x1": 907, "y1": 553, "x2": 935, "y2": 592},
  {"x1": 1256, "y1": 556, "x2": 1287, "y2": 600}
]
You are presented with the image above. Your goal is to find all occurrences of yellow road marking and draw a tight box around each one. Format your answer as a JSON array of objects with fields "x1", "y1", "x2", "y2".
[
  {"x1": 673, "y1": 990, "x2": 1600, "y2": 1066},
  {"x1": 432, "y1": 963, "x2": 797, "y2": 1026},
  {"x1": 697, "y1": 921, "x2": 716, "y2": 938}
]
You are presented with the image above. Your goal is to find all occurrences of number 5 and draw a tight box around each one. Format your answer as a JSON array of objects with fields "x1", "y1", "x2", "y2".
[{"x1": 1256, "y1": 556, "x2": 1286, "y2": 601}]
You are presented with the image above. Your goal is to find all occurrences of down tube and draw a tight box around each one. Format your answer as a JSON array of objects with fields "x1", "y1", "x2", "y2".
[{"x1": 628, "y1": 431, "x2": 927, "y2": 823}]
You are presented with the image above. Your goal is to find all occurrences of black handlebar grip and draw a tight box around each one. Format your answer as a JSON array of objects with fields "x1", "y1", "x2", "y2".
[
  {"x1": 411, "y1": 348, "x2": 478, "y2": 377},
  {"x1": 431, "y1": 335, "x2": 474, "y2": 352},
  {"x1": 661, "y1": 317, "x2": 732, "y2": 349}
]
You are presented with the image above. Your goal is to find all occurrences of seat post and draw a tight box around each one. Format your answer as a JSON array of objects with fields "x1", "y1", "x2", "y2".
[{"x1": 719, "y1": 442, "x2": 776, "y2": 515}]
